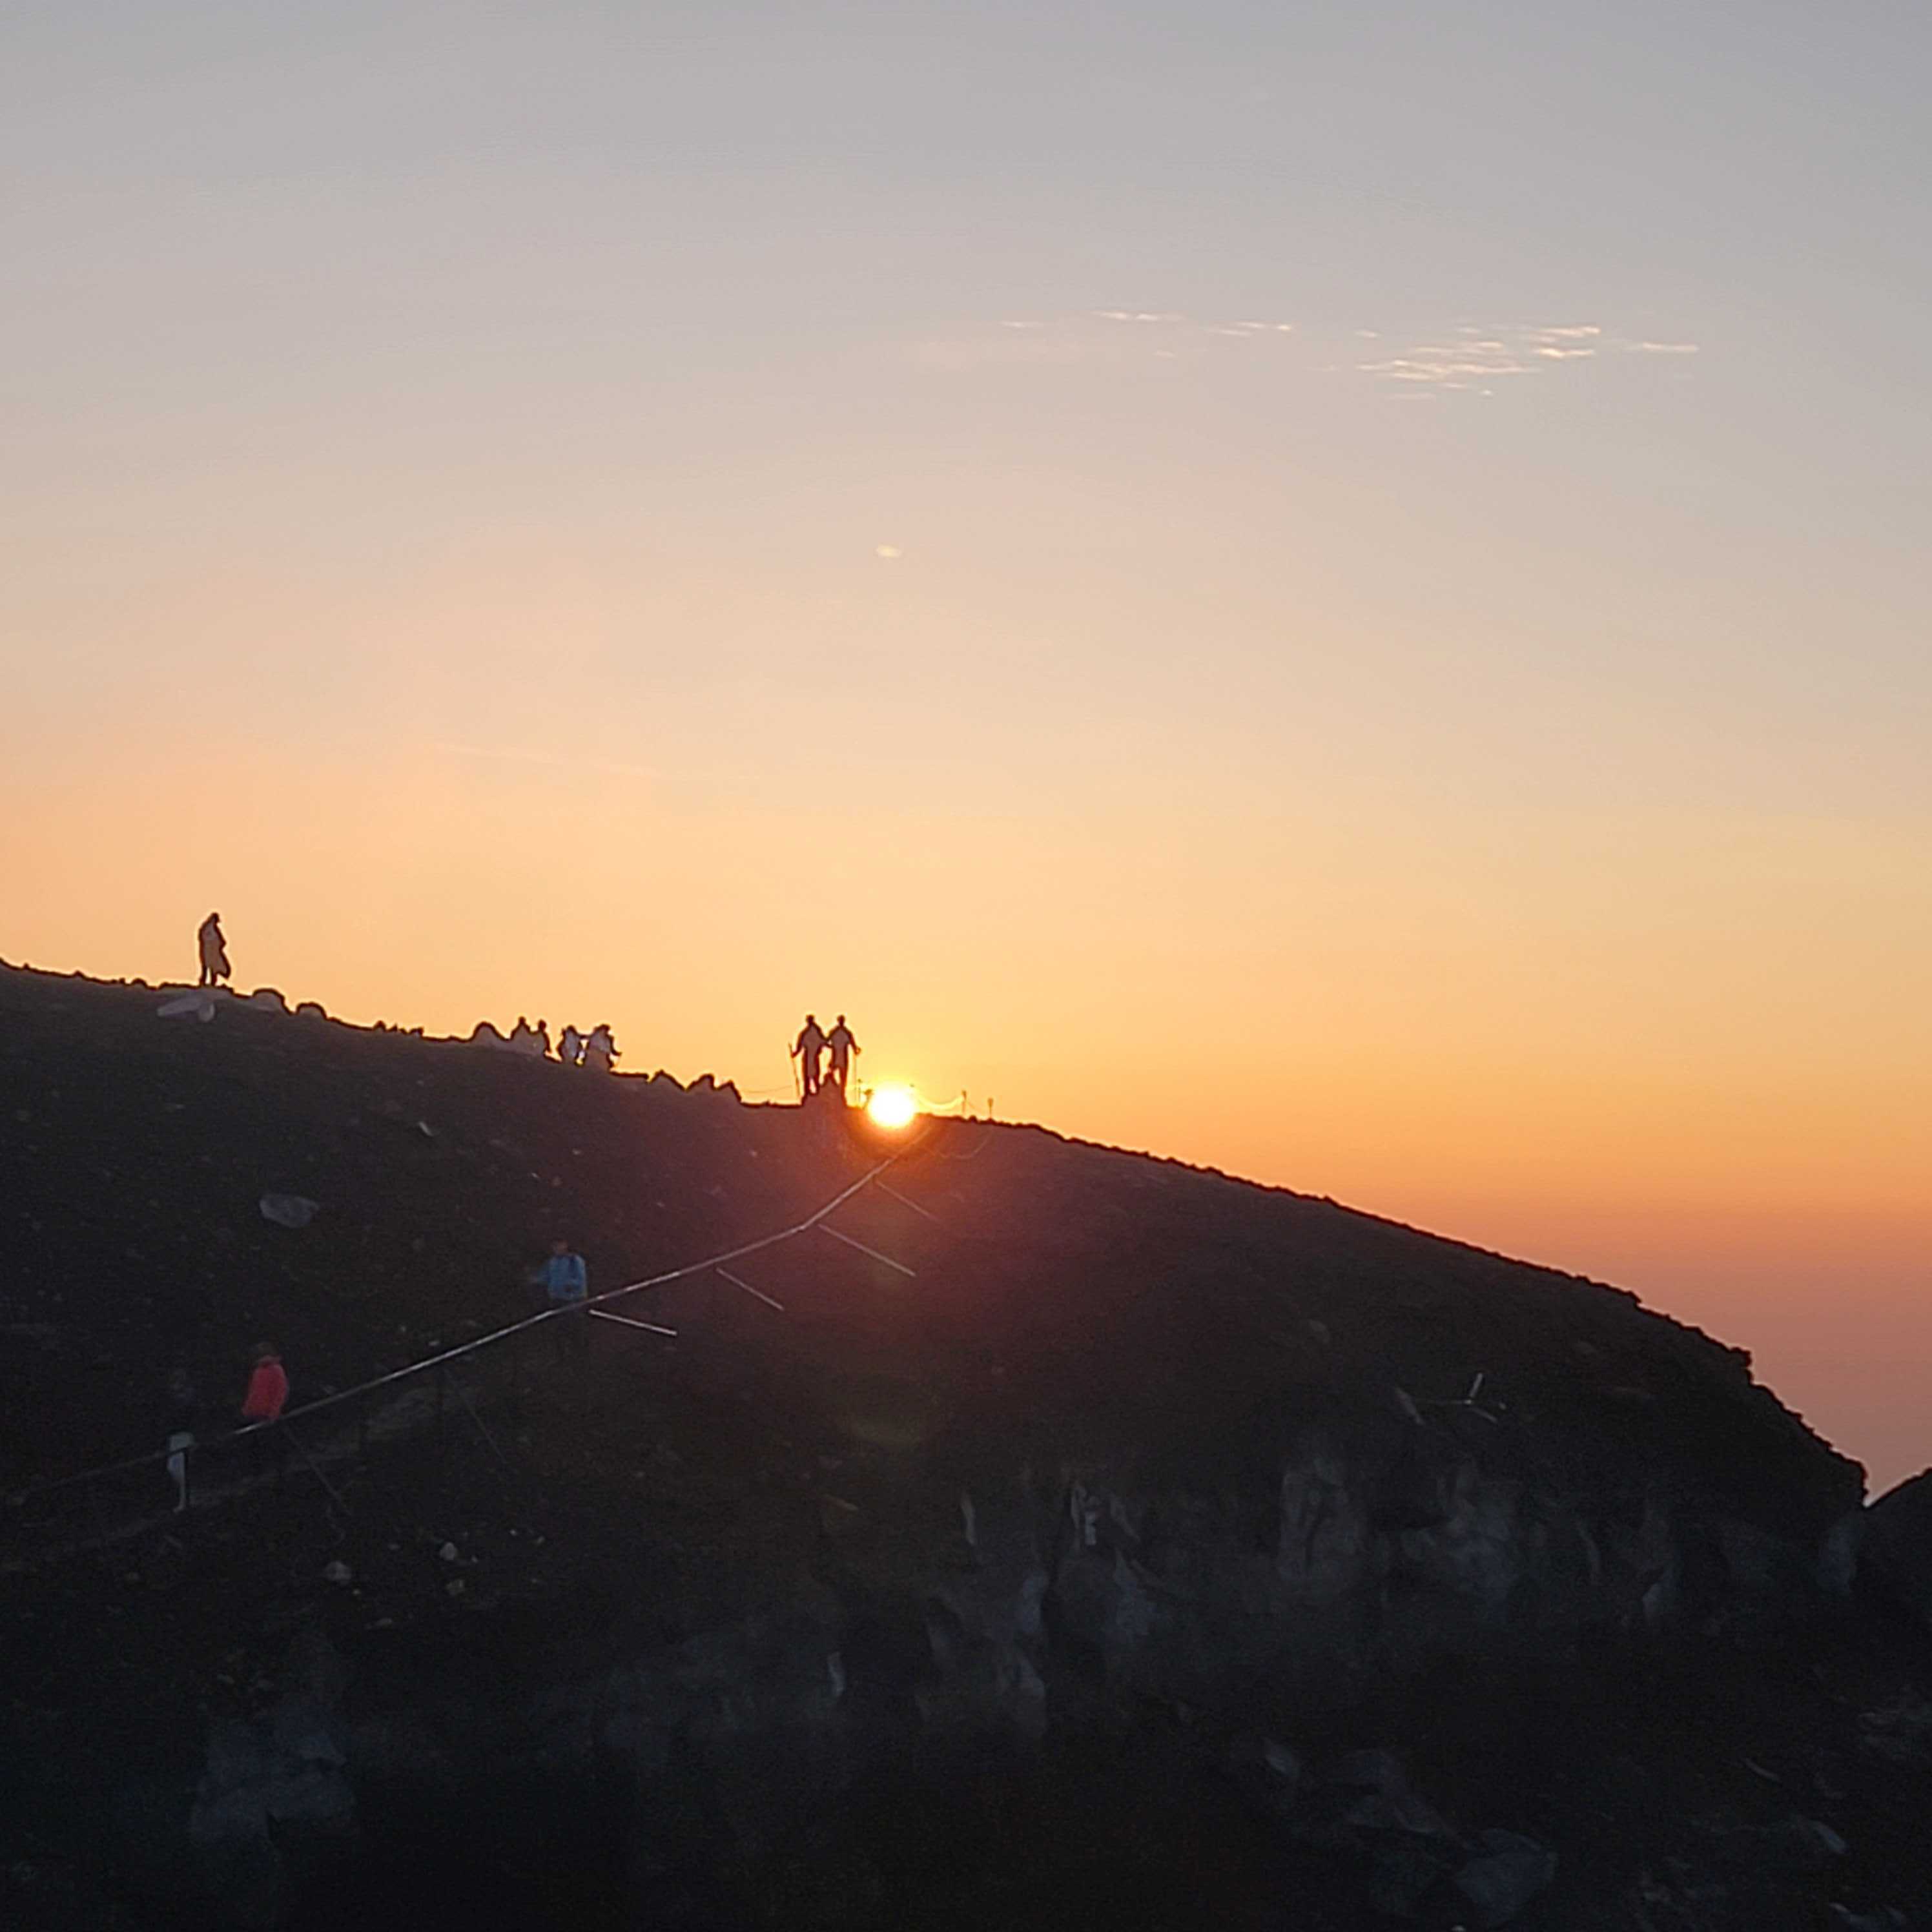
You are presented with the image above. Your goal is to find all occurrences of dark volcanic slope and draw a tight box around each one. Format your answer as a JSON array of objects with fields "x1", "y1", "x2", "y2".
[
  {"x1": 9, "y1": 963, "x2": 1922, "y2": 1932},
  {"x1": 0, "y1": 961, "x2": 1855, "y2": 1529}
]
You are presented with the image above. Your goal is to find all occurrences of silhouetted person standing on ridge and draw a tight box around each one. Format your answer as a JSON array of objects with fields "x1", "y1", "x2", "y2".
[
  {"x1": 792, "y1": 1014, "x2": 827, "y2": 1098},
  {"x1": 826, "y1": 1015, "x2": 859, "y2": 1098},
  {"x1": 197, "y1": 912, "x2": 231, "y2": 988}
]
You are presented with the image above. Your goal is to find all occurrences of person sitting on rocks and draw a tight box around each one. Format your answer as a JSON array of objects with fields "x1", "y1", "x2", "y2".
[
  {"x1": 197, "y1": 911, "x2": 232, "y2": 989},
  {"x1": 507, "y1": 1016, "x2": 546, "y2": 1058},
  {"x1": 582, "y1": 1024, "x2": 618, "y2": 1074}
]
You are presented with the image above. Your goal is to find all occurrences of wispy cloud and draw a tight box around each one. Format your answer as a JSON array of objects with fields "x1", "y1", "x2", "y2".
[
  {"x1": 912, "y1": 310, "x2": 1698, "y2": 392},
  {"x1": 913, "y1": 307, "x2": 1295, "y2": 371},
  {"x1": 1091, "y1": 309, "x2": 1295, "y2": 337},
  {"x1": 1355, "y1": 321, "x2": 1696, "y2": 391},
  {"x1": 1358, "y1": 333, "x2": 1539, "y2": 387}
]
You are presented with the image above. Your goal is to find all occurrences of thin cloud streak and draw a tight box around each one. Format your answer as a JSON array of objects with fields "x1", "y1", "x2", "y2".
[{"x1": 916, "y1": 312, "x2": 1697, "y2": 392}]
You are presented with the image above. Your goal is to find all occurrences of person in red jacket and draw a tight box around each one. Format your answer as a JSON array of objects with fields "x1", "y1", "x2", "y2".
[{"x1": 241, "y1": 1342, "x2": 289, "y2": 1423}]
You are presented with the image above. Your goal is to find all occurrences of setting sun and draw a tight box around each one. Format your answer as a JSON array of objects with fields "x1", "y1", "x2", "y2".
[{"x1": 867, "y1": 1085, "x2": 919, "y2": 1130}]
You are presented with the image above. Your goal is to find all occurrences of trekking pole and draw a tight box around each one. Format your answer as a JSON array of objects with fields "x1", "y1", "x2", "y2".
[
  {"x1": 450, "y1": 1373, "x2": 513, "y2": 1472},
  {"x1": 282, "y1": 1424, "x2": 346, "y2": 1510}
]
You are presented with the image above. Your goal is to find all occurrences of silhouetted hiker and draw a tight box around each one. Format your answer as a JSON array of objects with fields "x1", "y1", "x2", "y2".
[
  {"x1": 559, "y1": 1023, "x2": 584, "y2": 1067},
  {"x1": 582, "y1": 1023, "x2": 618, "y2": 1074},
  {"x1": 197, "y1": 912, "x2": 231, "y2": 988},
  {"x1": 538, "y1": 1238, "x2": 590, "y2": 1360},
  {"x1": 826, "y1": 1016, "x2": 859, "y2": 1097},
  {"x1": 792, "y1": 1015, "x2": 827, "y2": 1098},
  {"x1": 535, "y1": 1018, "x2": 553, "y2": 1059}
]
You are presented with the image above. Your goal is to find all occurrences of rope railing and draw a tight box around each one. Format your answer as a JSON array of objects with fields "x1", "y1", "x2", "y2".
[{"x1": 8, "y1": 1147, "x2": 919, "y2": 1513}]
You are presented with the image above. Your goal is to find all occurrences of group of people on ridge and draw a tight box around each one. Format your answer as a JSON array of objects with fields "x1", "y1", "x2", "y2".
[
  {"x1": 791, "y1": 1014, "x2": 860, "y2": 1099},
  {"x1": 192, "y1": 914, "x2": 619, "y2": 1073},
  {"x1": 471, "y1": 1016, "x2": 620, "y2": 1069}
]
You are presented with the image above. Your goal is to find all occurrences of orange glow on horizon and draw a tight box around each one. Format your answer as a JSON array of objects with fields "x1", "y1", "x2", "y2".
[{"x1": 5, "y1": 725, "x2": 1929, "y2": 1489}]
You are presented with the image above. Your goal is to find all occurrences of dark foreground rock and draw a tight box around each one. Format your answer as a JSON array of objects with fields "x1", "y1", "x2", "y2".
[
  {"x1": 1, "y1": 963, "x2": 1928, "y2": 1928},
  {"x1": 1858, "y1": 1470, "x2": 1932, "y2": 1632}
]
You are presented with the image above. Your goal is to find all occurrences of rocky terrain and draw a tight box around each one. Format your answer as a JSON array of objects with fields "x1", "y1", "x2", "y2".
[{"x1": 1, "y1": 961, "x2": 1929, "y2": 1929}]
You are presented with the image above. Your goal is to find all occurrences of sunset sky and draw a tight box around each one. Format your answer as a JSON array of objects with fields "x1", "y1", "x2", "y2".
[{"x1": 5, "y1": 5, "x2": 1928, "y2": 1485}]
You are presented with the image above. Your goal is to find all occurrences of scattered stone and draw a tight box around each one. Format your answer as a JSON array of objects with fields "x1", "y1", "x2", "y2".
[
  {"x1": 1327, "y1": 1750, "x2": 1454, "y2": 1840},
  {"x1": 1226, "y1": 1732, "x2": 1302, "y2": 1818},
  {"x1": 438, "y1": 1542, "x2": 459, "y2": 1563},
  {"x1": 1858, "y1": 1697, "x2": 1932, "y2": 1765},
  {"x1": 1369, "y1": 1833, "x2": 1447, "y2": 1917},
  {"x1": 1452, "y1": 1829, "x2": 1557, "y2": 1927},
  {"x1": 259, "y1": 1195, "x2": 320, "y2": 1229},
  {"x1": 1860, "y1": 1470, "x2": 1932, "y2": 1634},
  {"x1": 1798, "y1": 1818, "x2": 1848, "y2": 1859},
  {"x1": 322, "y1": 1562, "x2": 353, "y2": 1587}
]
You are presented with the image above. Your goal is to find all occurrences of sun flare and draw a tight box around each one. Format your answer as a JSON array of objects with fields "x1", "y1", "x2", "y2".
[{"x1": 867, "y1": 1085, "x2": 919, "y2": 1129}]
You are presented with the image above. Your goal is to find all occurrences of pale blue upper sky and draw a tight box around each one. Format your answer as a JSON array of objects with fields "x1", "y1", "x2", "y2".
[{"x1": 6, "y1": 4, "x2": 1928, "y2": 794}]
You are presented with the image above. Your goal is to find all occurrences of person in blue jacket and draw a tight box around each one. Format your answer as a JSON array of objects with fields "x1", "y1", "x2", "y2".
[{"x1": 539, "y1": 1238, "x2": 590, "y2": 1359}]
